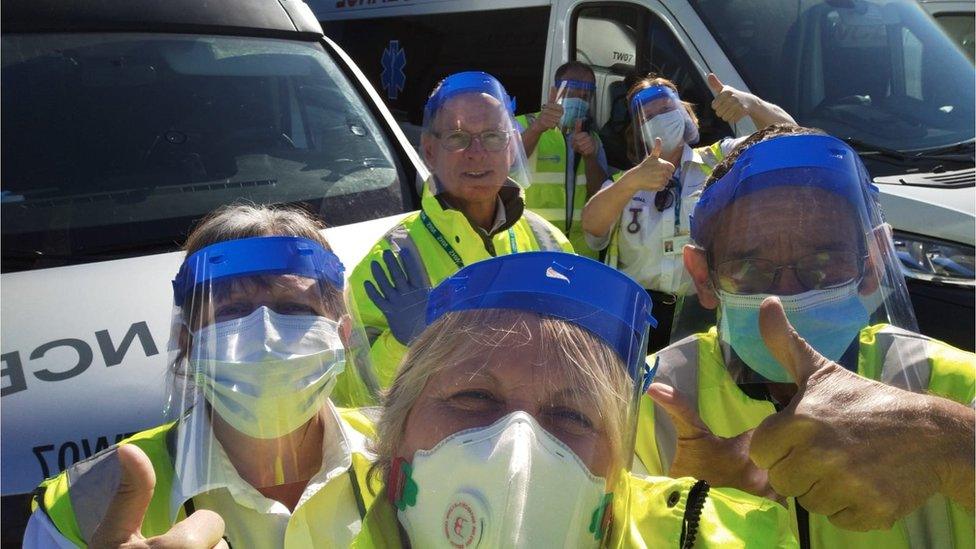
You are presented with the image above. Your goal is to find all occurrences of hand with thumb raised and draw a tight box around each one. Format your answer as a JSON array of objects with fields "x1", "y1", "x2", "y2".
[
  {"x1": 571, "y1": 119, "x2": 597, "y2": 157},
  {"x1": 708, "y1": 72, "x2": 752, "y2": 124},
  {"x1": 625, "y1": 137, "x2": 674, "y2": 193},
  {"x1": 90, "y1": 445, "x2": 228, "y2": 548},
  {"x1": 749, "y1": 297, "x2": 973, "y2": 531},
  {"x1": 647, "y1": 383, "x2": 777, "y2": 501}
]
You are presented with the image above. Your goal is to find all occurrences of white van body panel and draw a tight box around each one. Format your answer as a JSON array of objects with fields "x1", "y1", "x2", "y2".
[{"x1": 0, "y1": 212, "x2": 407, "y2": 496}]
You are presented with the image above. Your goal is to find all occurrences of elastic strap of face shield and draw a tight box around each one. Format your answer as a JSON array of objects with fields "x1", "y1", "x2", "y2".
[
  {"x1": 426, "y1": 252, "x2": 656, "y2": 381},
  {"x1": 423, "y1": 71, "x2": 516, "y2": 122},
  {"x1": 171, "y1": 236, "x2": 345, "y2": 306}
]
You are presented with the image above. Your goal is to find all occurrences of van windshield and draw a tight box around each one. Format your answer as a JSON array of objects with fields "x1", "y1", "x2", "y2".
[
  {"x1": 1, "y1": 33, "x2": 410, "y2": 273},
  {"x1": 690, "y1": 0, "x2": 975, "y2": 153}
]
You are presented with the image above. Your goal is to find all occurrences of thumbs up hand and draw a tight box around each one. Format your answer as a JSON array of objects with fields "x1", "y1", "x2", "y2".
[
  {"x1": 620, "y1": 137, "x2": 674, "y2": 194},
  {"x1": 648, "y1": 383, "x2": 779, "y2": 502},
  {"x1": 90, "y1": 445, "x2": 228, "y2": 549},
  {"x1": 571, "y1": 119, "x2": 597, "y2": 157},
  {"x1": 532, "y1": 86, "x2": 564, "y2": 133},
  {"x1": 707, "y1": 73, "x2": 753, "y2": 124},
  {"x1": 749, "y1": 297, "x2": 970, "y2": 532}
]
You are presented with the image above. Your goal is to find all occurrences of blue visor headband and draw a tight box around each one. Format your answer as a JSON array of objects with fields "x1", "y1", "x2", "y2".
[
  {"x1": 556, "y1": 79, "x2": 596, "y2": 92},
  {"x1": 630, "y1": 85, "x2": 681, "y2": 116},
  {"x1": 689, "y1": 134, "x2": 877, "y2": 248},
  {"x1": 426, "y1": 252, "x2": 656, "y2": 380},
  {"x1": 172, "y1": 236, "x2": 345, "y2": 305},
  {"x1": 423, "y1": 71, "x2": 516, "y2": 122}
]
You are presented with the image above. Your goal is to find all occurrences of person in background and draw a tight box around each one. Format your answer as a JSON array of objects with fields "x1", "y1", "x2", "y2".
[
  {"x1": 639, "y1": 127, "x2": 975, "y2": 548},
  {"x1": 339, "y1": 71, "x2": 572, "y2": 407},
  {"x1": 517, "y1": 61, "x2": 609, "y2": 258},
  {"x1": 350, "y1": 252, "x2": 797, "y2": 547},
  {"x1": 581, "y1": 74, "x2": 795, "y2": 352},
  {"x1": 25, "y1": 204, "x2": 379, "y2": 548}
]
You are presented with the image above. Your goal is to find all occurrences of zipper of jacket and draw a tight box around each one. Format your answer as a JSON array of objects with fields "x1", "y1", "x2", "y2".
[{"x1": 680, "y1": 479, "x2": 710, "y2": 549}]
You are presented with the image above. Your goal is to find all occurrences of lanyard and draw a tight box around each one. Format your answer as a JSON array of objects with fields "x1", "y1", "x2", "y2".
[
  {"x1": 671, "y1": 170, "x2": 683, "y2": 236},
  {"x1": 420, "y1": 210, "x2": 517, "y2": 269}
]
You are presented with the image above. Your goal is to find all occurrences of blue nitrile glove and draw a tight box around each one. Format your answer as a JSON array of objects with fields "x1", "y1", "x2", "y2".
[{"x1": 363, "y1": 247, "x2": 431, "y2": 346}]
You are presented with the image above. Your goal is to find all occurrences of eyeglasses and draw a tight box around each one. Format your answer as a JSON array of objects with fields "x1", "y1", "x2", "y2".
[
  {"x1": 433, "y1": 129, "x2": 511, "y2": 152},
  {"x1": 654, "y1": 179, "x2": 678, "y2": 212},
  {"x1": 712, "y1": 250, "x2": 865, "y2": 294}
]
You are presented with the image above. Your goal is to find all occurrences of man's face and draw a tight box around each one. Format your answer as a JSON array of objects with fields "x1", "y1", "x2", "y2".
[
  {"x1": 558, "y1": 69, "x2": 596, "y2": 102},
  {"x1": 422, "y1": 93, "x2": 514, "y2": 207},
  {"x1": 686, "y1": 186, "x2": 868, "y2": 306}
]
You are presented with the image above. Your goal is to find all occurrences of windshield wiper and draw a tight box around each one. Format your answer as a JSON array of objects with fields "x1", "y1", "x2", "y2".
[{"x1": 845, "y1": 137, "x2": 975, "y2": 168}]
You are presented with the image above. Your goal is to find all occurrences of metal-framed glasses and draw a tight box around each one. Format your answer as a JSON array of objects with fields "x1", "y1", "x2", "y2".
[
  {"x1": 712, "y1": 250, "x2": 866, "y2": 294},
  {"x1": 433, "y1": 129, "x2": 511, "y2": 152}
]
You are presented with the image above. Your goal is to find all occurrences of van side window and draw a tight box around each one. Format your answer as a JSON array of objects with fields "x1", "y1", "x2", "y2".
[{"x1": 573, "y1": 4, "x2": 731, "y2": 169}]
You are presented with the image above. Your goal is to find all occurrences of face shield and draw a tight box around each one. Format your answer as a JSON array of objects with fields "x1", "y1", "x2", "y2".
[
  {"x1": 670, "y1": 134, "x2": 917, "y2": 385},
  {"x1": 421, "y1": 71, "x2": 532, "y2": 194},
  {"x1": 630, "y1": 85, "x2": 699, "y2": 159},
  {"x1": 554, "y1": 78, "x2": 596, "y2": 133},
  {"x1": 166, "y1": 236, "x2": 369, "y2": 493},
  {"x1": 390, "y1": 252, "x2": 656, "y2": 547}
]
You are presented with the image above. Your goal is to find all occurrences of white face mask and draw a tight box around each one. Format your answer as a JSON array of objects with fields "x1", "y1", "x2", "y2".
[
  {"x1": 641, "y1": 109, "x2": 686, "y2": 155},
  {"x1": 398, "y1": 412, "x2": 608, "y2": 548},
  {"x1": 189, "y1": 306, "x2": 345, "y2": 439}
]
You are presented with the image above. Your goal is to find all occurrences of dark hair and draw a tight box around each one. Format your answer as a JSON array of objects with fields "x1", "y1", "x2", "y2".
[
  {"x1": 704, "y1": 124, "x2": 827, "y2": 188},
  {"x1": 555, "y1": 61, "x2": 595, "y2": 82}
]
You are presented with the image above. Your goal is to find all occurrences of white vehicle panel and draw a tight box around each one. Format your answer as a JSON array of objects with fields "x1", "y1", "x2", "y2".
[{"x1": 0, "y1": 212, "x2": 407, "y2": 496}]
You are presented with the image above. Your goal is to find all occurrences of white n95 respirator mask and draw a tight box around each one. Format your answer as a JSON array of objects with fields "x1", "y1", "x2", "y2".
[
  {"x1": 396, "y1": 411, "x2": 609, "y2": 548},
  {"x1": 641, "y1": 109, "x2": 687, "y2": 155},
  {"x1": 189, "y1": 306, "x2": 345, "y2": 439}
]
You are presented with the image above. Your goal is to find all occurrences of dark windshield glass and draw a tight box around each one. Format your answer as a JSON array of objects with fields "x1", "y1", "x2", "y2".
[
  {"x1": 690, "y1": 0, "x2": 975, "y2": 152},
  {"x1": 2, "y1": 33, "x2": 410, "y2": 273}
]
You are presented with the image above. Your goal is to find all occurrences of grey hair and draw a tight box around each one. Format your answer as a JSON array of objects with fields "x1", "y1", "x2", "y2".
[{"x1": 370, "y1": 309, "x2": 632, "y2": 487}]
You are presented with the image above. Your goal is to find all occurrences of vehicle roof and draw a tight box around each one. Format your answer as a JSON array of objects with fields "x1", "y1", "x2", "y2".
[{"x1": 2, "y1": 0, "x2": 324, "y2": 39}]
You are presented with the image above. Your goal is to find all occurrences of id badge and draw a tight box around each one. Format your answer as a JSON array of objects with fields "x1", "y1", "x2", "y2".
[{"x1": 659, "y1": 235, "x2": 691, "y2": 291}]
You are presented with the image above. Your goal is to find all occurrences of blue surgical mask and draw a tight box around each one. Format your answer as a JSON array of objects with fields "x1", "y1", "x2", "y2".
[
  {"x1": 560, "y1": 97, "x2": 590, "y2": 131},
  {"x1": 717, "y1": 282, "x2": 869, "y2": 382}
]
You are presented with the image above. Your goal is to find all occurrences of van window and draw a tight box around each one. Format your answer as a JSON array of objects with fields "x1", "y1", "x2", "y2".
[
  {"x1": 324, "y1": 7, "x2": 551, "y2": 125},
  {"x1": 1, "y1": 33, "x2": 412, "y2": 273},
  {"x1": 690, "y1": 0, "x2": 975, "y2": 153},
  {"x1": 933, "y1": 13, "x2": 975, "y2": 62},
  {"x1": 574, "y1": 4, "x2": 732, "y2": 169}
]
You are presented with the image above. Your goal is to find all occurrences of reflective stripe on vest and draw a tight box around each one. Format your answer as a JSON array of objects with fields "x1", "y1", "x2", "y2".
[{"x1": 521, "y1": 209, "x2": 566, "y2": 252}]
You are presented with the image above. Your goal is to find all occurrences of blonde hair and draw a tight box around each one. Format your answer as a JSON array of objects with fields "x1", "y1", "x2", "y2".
[{"x1": 372, "y1": 309, "x2": 632, "y2": 486}]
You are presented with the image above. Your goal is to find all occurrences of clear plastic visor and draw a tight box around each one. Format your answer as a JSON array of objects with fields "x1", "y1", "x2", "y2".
[
  {"x1": 554, "y1": 79, "x2": 597, "y2": 133},
  {"x1": 630, "y1": 85, "x2": 699, "y2": 159}
]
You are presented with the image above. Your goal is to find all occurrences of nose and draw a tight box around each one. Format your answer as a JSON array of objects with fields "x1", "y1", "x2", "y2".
[
  {"x1": 769, "y1": 265, "x2": 806, "y2": 296},
  {"x1": 465, "y1": 135, "x2": 488, "y2": 156}
]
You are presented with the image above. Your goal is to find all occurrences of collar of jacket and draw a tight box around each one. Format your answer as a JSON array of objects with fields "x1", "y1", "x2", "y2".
[{"x1": 423, "y1": 176, "x2": 525, "y2": 244}]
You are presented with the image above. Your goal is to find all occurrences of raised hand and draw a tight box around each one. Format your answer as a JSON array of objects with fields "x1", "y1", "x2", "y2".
[
  {"x1": 708, "y1": 73, "x2": 753, "y2": 124},
  {"x1": 628, "y1": 137, "x2": 675, "y2": 193},
  {"x1": 571, "y1": 119, "x2": 597, "y2": 157},
  {"x1": 647, "y1": 383, "x2": 777, "y2": 501},
  {"x1": 363, "y1": 247, "x2": 431, "y2": 346},
  {"x1": 749, "y1": 296, "x2": 971, "y2": 531},
  {"x1": 532, "y1": 86, "x2": 564, "y2": 133},
  {"x1": 90, "y1": 445, "x2": 227, "y2": 549}
]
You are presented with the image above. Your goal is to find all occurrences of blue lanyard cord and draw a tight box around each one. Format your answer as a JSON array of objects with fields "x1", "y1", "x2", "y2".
[{"x1": 421, "y1": 210, "x2": 518, "y2": 269}]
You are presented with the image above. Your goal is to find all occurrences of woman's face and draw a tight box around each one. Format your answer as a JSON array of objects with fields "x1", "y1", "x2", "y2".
[
  {"x1": 397, "y1": 315, "x2": 614, "y2": 477},
  {"x1": 196, "y1": 274, "x2": 338, "y2": 328}
]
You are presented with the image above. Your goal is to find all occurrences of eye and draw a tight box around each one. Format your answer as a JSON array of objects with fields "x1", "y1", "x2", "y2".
[
  {"x1": 214, "y1": 302, "x2": 254, "y2": 321},
  {"x1": 445, "y1": 389, "x2": 500, "y2": 412},
  {"x1": 544, "y1": 406, "x2": 595, "y2": 434},
  {"x1": 276, "y1": 302, "x2": 316, "y2": 315}
]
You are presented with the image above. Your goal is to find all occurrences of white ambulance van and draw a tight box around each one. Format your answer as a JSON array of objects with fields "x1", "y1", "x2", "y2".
[
  {"x1": 0, "y1": 0, "x2": 428, "y2": 541},
  {"x1": 314, "y1": 0, "x2": 976, "y2": 350}
]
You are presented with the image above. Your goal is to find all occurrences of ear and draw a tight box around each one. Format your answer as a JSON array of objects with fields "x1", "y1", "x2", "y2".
[
  {"x1": 684, "y1": 245, "x2": 719, "y2": 309},
  {"x1": 859, "y1": 224, "x2": 890, "y2": 296},
  {"x1": 421, "y1": 132, "x2": 437, "y2": 166},
  {"x1": 338, "y1": 314, "x2": 355, "y2": 350}
]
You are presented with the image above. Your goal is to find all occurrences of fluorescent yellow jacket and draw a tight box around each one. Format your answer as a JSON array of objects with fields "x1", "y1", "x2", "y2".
[
  {"x1": 31, "y1": 407, "x2": 378, "y2": 547},
  {"x1": 350, "y1": 473, "x2": 797, "y2": 547},
  {"x1": 636, "y1": 324, "x2": 976, "y2": 548},
  {"x1": 516, "y1": 112, "x2": 601, "y2": 259},
  {"x1": 338, "y1": 178, "x2": 573, "y2": 407}
]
